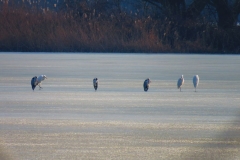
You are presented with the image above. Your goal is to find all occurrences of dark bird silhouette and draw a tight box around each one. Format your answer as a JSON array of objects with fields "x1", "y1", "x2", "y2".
[
  {"x1": 143, "y1": 78, "x2": 151, "y2": 92},
  {"x1": 93, "y1": 78, "x2": 98, "y2": 91}
]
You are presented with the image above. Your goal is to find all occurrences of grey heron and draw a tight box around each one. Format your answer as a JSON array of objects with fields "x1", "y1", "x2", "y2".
[
  {"x1": 93, "y1": 78, "x2": 98, "y2": 91},
  {"x1": 177, "y1": 75, "x2": 184, "y2": 92},
  {"x1": 31, "y1": 75, "x2": 47, "y2": 90},
  {"x1": 193, "y1": 75, "x2": 199, "y2": 92},
  {"x1": 143, "y1": 78, "x2": 151, "y2": 92}
]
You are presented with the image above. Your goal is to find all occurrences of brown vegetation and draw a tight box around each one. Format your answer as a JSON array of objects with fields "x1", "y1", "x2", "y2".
[{"x1": 0, "y1": 6, "x2": 239, "y2": 53}]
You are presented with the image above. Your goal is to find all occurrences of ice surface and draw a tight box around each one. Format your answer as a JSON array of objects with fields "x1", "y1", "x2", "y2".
[{"x1": 0, "y1": 53, "x2": 240, "y2": 160}]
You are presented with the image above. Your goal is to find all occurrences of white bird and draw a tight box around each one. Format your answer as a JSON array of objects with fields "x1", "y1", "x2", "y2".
[
  {"x1": 93, "y1": 78, "x2": 98, "y2": 91},
  {"x1": 193, "y1": 75, "x2": 199, "y2": 92},
  {"x1": 31, "y1": 75, "x2": 47, "y2": 91},
  {"x1": 143, "y1": 78, "x2": 151, "y2": 92},
  {"x1": 177, "y1": 75, "x2": 184, "y2": 92}
]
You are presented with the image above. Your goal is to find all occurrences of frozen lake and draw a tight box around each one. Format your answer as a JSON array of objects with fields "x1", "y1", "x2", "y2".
[{"x1": 0, "y1": 53, "x2": 240, "y2": 160}]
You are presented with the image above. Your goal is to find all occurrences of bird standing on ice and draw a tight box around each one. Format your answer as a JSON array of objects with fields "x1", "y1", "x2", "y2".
[
  {"x1": 31, "y1": 75, "x2": 47, "y2": 91},
  {"x1": 193, "y1": 75, "x2": 199, "y2": 92},
  {"x1": 93, "y1": 78, "x2": 98, "y2": 91},
  {"x1": 177, "y1": 75, "x2": 184, "y2": 92},
  {"x1": 143, "y1": 78, "x2": 151, "y2": 92}
]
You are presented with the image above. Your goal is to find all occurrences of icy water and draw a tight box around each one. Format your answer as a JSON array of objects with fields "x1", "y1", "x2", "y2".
[{"x1": 0, "y1": 53, "x2": 240, "y2": 160}]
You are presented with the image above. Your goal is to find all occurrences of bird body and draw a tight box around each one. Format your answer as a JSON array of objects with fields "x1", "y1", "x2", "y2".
[
  {"x1": 177, "y1": 75, "x2": 184, "y2": 92},
  {"x1": 31, "y1": 75, "x2": 47, "y2": 91},
  {"x1": 193, "y1": 75, "x2": 199, "y2": 92},
  {"x1": 37, "y1": 75, "x2": 47, "y2": 83},
  {"x1": 93, "y1": 78, "x2": 98, "y2": 91},
  {"x1": 143, "y1": 78, "x2": 151, "y2": 92}
]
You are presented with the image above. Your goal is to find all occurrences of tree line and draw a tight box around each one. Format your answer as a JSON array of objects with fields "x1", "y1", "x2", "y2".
[{"x1": 0, "y1": 0, "x2": 239, "y2": 53}]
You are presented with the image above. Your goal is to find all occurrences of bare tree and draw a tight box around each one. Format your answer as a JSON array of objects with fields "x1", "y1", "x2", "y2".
[
  {"x1": 211, "y1": 0, "x2": 240, "y2": 28},
  {"x1": 142, "y1": 0, "x2": 186, "y2": 18},
  {"x1": 185, "y1": 0, "x2": 210, "y2": 19},
  {"x1": 143, "y1": 0, "x2": 240, "y2": 28}
]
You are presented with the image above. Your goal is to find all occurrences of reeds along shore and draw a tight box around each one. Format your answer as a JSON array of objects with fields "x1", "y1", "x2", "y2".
[{"x1": 0, "y1": 6, "x2": 239, "y2": 53}]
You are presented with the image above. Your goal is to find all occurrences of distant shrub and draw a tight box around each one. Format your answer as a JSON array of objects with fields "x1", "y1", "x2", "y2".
[{"x1": 0, "y1": 6, "x2": 239, "y2": 53}]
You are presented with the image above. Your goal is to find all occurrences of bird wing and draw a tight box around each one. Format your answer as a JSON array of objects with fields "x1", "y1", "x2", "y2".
[
  {"x1": 143, "y1": 80, "x2": 149, "y2": 91},
  {"x1": 177, "y1": 78, "x2": 182, "y2": 88},
  {"x1": 31, "y1": 76, "x2": 38, "y2": 90},
  {"x1": 143, "y1": 80, "x2": 147, "y2": 87}
]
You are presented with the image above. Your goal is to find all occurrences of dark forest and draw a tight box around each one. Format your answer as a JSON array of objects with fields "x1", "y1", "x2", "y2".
[{"x1": 0, "y1": 0, "x2": 240, "y2": 53}]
